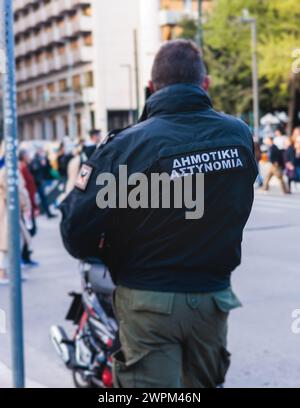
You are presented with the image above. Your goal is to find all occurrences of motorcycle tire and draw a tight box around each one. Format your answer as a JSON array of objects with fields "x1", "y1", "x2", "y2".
[{"x1": 72, "y1": 369, "x2": 93, "y2": 389}]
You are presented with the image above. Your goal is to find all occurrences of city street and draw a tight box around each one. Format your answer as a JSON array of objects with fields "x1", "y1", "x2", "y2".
[{"x1": 0, "y1": 187, "x2": 300, "y2": 388}]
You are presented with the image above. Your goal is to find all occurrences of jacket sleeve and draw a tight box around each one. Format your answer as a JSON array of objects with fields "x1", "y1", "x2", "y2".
[{"x1": 60, "y1": 142, "x2": 119, "y2": 261}]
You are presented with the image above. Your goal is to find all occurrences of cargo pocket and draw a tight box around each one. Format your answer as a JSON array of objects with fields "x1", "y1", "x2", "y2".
[
  {"x1": 112, "y1": 348, "x2": 151, "y2": 388},
  {"x1": 130, "y1": 290, "x2": 175, "y2": 315},
  {"x1": 216, "y1": 347, "x2": 231, "y2": 387}
]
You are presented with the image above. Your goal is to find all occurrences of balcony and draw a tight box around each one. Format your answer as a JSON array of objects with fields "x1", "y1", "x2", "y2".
[
  {"x1": 35, "y1": 31, "x2": 48, "y2": 49},
  {"x1": 13, "y1": 0, "x2": 27, "y2": 13},
  {"x1": 21, "y1": 11, "x2": 38, "y2": 33},
  {"x1": 45, "y1": 0, "x2": 60, "y2": 20},
  {"x1": 15, "y1": 41, "x2": 27, "y2": 57},
  {"x1": 37, "y1": 59, "x2": 48, "y2": 76},
  {"x1": 33, "y1": 6, "x2": 47, "y2": 27},
  {"x1": 57, "y1": 0, "x2": 73, "y2": 15},
  {"x1": 72, "y1": 46, "x2": 93, "y2": 64},
  {"x1": 53, "y1": 55, "x2": 62, "y2": 71},
  {"x1": 16, "y1": 67, "x2": 27, "y2": 82},
  {"x1": 72, "y1": 0, "x2": 92, "y2": 9},
  {"x1": 14, "y1": 16, "x2": 26, "y2": 34},
  {"x1": 23, "y1": 35, "x2": 37, "y2": 54},
  {"x1": 26, "y1": 63, "x2": 38, "y2": 79},
  {"x1": 47, "y1": 53, "x2": 61, "y2": 72},
  {"x1": 71, "y1": 16, "x2": 92, "y2": 34},
  {"x1": 52, "y1": 26, "x2": 61, "y2": 43},
  {"x1": 59, "y1": 20, "x2": 73, "y2": 38},
  {"x1": 17, "y1": 88, "x2": 91, "y2": 117}
]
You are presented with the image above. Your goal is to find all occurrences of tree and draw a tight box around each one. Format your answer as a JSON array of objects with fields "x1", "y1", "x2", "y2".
[{"x1": 177, "y1": 0, "x2": 300, "y2": 129}]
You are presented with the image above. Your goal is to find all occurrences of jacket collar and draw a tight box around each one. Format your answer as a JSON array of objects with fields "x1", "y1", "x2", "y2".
[{"x1": 142, "y1": 83, "x2": 212, "y2": 120}]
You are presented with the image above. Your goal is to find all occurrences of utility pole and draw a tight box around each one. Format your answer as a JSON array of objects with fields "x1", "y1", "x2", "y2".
[
  {"x1": 197, "y1": 0, "x2": 203, "y2": 48},
  {"x1": 68, "y1": 64, "x2": 76, "y2": 140},
  {"x1": 121, "y1": 64, "x2": 134, "y2": 125},
  {"x1": 0, "y1": 0, "x2": 25, "y2": 388},
  {"x1": 241, "y1": 9, "x2": 260, "y2": 139},
  {"x1": 133, "y1": 29, "x2": 140, "y2": 121},
  {"x1": 59, "y1": 39, "x2": 76, "y2": 140},
  {"x1": 251, "y1": 19, "x2": 259, "y2": 140}
]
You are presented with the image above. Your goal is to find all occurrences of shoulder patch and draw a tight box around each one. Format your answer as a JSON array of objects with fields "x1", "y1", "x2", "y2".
[{"x1": 75, "y1": 164, "x2": 93, "y2": 191}]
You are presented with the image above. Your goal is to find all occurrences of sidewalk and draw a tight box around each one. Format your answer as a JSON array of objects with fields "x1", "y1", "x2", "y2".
[{"x1": 0, "y1": 362, "x2": 45, "y2": 388}]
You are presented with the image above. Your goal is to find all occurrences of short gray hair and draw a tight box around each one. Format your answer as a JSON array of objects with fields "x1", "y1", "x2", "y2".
[{"x1": 151, "y1": 40, "x2": 206, "y2": 91}]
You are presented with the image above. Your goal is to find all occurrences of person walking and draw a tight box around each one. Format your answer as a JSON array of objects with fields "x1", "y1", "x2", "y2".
[
  {"x1": 0, "y1": 143, "x2": 32, "y2": 284},
  {"x1": 262, "y1": 136, "x2": 289, "y2": 194},
  {"x1": 19, "y1": 150, "x2": 39, "y2": 267},
  {"x1": 30, "y1": 149, "x2": 56, "y2": 218}
]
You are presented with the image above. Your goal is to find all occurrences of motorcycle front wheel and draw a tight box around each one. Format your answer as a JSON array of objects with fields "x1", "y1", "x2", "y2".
[{"x1": 72, "y1": 369, "x2": 93, "y2": 388}]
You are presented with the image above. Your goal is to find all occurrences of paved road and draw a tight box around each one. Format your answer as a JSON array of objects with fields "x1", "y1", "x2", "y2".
[{"x1": 0, "y1": 188, "x2": 300, "y2": 388}]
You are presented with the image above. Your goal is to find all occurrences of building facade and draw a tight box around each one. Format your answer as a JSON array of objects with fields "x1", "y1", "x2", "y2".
[{"x1": 13, "y1": 0, "x2": 211, "y2": 141}]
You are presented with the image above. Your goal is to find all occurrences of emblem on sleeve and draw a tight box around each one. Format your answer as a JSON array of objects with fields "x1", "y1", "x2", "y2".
[{"x1": 75, "y1": 164, "x2": 93, "y2": 191}]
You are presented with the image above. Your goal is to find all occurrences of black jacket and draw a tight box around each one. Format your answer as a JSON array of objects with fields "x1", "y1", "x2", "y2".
[
  {"x1": 60, "y1": 84, "x2": 257, "y2": 293},
  {"x1": 269, "y1": 144, "x2": 284, "y2": 168}
]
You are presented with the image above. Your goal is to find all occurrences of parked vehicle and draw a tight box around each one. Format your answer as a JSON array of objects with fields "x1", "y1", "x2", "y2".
[{"x1": 50, "y1": 260, "x2": 118, "y2": 388}]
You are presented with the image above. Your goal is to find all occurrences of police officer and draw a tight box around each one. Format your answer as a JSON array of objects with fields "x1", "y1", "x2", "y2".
[{"x1": 60, "y1": 40, "x2": 258, "y2": 388}]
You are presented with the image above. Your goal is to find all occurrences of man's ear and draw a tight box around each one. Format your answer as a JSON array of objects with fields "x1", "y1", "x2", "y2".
[
  {"x1": 148, "y1": 80, "x2": 156, "y2": 94},
  {"x1": 202, "y1": 75, "x2": 211, "y2": 92}
]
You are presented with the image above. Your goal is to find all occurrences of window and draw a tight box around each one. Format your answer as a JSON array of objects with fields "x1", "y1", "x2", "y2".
[
  {"x1": 72, "y1": 74, "x2": 81, "y2": 91},
  {"x1": 47, "y1": 82, "x2": 55, "y2": 94},
  {"x1": 36, "y1": 86, "x2": 44, "y2": 101},
  {"x1": 83, "y1": 6, "x2": 92, "y2": 16},
  {"x1": 59, "y1": 79, "x2": 67, "y2": 92},
  {"x1": 85, "y1": 71, "x2": 94, "y2": 87},
  {"x1": 70, "y1": 39, "x2": 79, "y2": 50},
  {"x1": 107, "y1": 111, "x2": 131, "y2": 132},
  {"x1": 52, "y1": 116, "x2": 57, "y2": 140},
  {"x1": 76, "y1": 113, "x2": 82, "y2": 138},
  {"x1": 26, "y1": 89, "x2": 33, "y2": 103},
  {"x1": 83, "y1": 34, "x2": 93, "y2": 47},
  {"x1": 17, "y1": 92, "x2": 23, "y2": 105},
  {"x1": 63, "y1": 115, "x2": 69, "y2": 137}
]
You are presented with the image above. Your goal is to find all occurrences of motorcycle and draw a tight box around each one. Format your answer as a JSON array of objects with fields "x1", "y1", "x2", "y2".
[{"x1": 50, "y1": 260, "x2": 118, "y2": 388}]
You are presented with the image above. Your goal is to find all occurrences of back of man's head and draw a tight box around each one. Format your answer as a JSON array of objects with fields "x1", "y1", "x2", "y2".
[{"x1": 151, "y1": 40, "x2": 206, "y2": 91}]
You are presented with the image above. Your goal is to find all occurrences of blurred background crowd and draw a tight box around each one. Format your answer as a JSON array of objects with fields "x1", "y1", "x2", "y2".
[{"x1": 0, "y1": 129, "x2": 101, "y2": 285}]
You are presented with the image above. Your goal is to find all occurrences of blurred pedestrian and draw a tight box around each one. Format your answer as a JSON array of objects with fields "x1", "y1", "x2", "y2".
[
  {"x1": 83, "y1": 129, "x2": 102, "y2": 159},
  {"x1": 57, "y1": 142, "x2": 73, "y2": 182},
  {"x1": 291, "y1": 126, "x2": 300, "y2": 144},
  {"x1": 64, "y1": 144, "x2": 83, "y2": 197},
  {"x1": 64, "y1": 135, "x2": 98, "y2": 196},
  {"x1": 262, "y1": 136, "x2": 289, "y2": 194},
  {"x1": 273, "y1": 124, "x2": 288, "y2": 151},
  {"x1": 0, "y1": 142, "x2": 32, "y2": 285},
  {"x1": 254, "y1": 138, "x2": 263, "y2": 187},
  {"x1": 285, "y1": 136, "x2": 300, "y2": 190},
  {"x1": 19, "y1": 150, "x2": 39, "y2": 267},
  {"x1": 295, "y1": 136, "x2": 300, "y2": 180},
  {"x1": 30, "y1": 148, "x2": 56, "y2": 218}
]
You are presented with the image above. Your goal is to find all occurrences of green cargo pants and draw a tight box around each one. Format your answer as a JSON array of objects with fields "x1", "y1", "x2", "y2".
[{"x1": 112, "y1": 286, "x2": 242, "y2": 388}]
